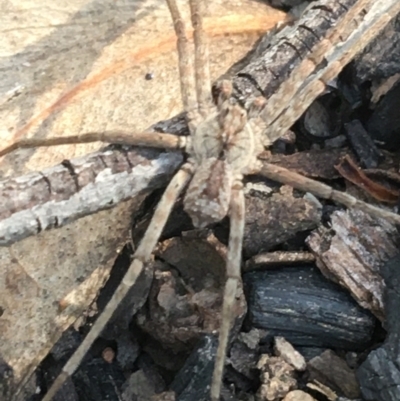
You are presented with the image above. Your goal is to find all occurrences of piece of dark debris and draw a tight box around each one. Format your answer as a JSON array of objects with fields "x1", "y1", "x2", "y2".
[{"x1": 145, "y1": 72, "x2": 154, "y2": 81}]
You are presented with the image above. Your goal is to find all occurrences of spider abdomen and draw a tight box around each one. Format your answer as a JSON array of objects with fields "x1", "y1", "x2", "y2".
[{"x1": 184, "y1": 158, "x2": 232, "y2": 228}]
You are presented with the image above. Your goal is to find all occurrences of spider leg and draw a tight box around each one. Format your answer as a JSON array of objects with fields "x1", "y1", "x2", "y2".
[
  {"x1": 259, "y1": 162, "x2": 400, "y2": 224},
  {"x1": 211, "y1": 182, "x2": 245, "y2": 401},
  {"x1": 0, "y1": 131, "x2": 187, "y2": 157},
  {"x1": 189, "y1": 0, "x2": 212, "y2": 116},
  {"x1": 166, "y1": 0, "x2": 199, "y2": 132},
  {"x1": 41, "y1": 163, "x2": 194, "y2": 401}
]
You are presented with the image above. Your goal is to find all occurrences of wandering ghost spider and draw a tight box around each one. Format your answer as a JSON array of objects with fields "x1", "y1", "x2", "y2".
[{"x1": 2, "y1": 0, "x2": 400, "y2": 400}]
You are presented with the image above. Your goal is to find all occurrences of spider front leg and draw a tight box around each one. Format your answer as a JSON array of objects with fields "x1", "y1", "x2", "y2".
[
  {"x1": 211, "y1": 182, "x2": 245, "y2": 401},
  {"x1": 166, "y1": 0, "x2": 200, "y2": 133},
  {"x1": 0, "y1": 130, "x2": 187, "y2": 157},
  {"x1": 41, "y1": 163, "x2": 193, "y2": 401},
  {"x1": 189, "y1": 0, "x2": 212, "y2": 116}
]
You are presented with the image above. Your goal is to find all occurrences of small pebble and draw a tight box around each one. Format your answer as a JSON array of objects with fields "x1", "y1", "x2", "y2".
[
  {"x1": 102, "y1": 347, "x2": 115, "y2": 363},
  {"x1": 274, "y1": 336, "x2": 307, "y2": 371},
  {"x1": 283, "y1": 390, "x2": 317, "y2": 401}
]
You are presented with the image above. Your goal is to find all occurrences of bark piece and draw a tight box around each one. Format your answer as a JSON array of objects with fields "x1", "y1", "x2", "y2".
[
  {"x1": 122, "y1": 370, "x2": 158, "y2": 401},
  {"x1": 257, "y1": 354, "x2": 297, "y2": 401},
  {"x1": 244, "y1": 266, "x2": 376, "y2": 350},
  {"x1": 233, "y1": 0, "x2": 358, "y2": 101},
  {"x1": 308, "y1": 350, "x2": 360, "y2": 399},
  {"x1": 229, "y1": 329, "x2": 263, "y2": 380},
  {"x1": 270, "y1": 0, "x2": 309, "y2": 8},
  {"x1": 243, "y1": 185, "x2": 322, "y2": 258},
  {"x1": 136, "y1": 354, "x2": 167, "y2": 395},
  {"x1": 0, "y1": 147, "x2": 183, "y2": 246},
  {"x1": 306, "y1": 209, "x2": 400, "y2": 320},
  {"x1": 292, "y1": 347, "x2": 328, "y2": 361},
  {"x1": 305, "y1": 382, "x2": 337, "y2": 401},
  {"x1": 274, "y1": 337, "x2": 306, "y2": 372}
]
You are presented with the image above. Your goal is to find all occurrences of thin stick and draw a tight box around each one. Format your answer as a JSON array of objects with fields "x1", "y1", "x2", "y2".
[{"x1": 41, "y1": 164, "x2": 193, "y2": 401}]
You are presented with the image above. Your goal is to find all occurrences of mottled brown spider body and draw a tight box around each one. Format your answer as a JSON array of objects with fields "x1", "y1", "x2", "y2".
[{"x1": 184, "y1": 87, "x2": 264, "y2": 228}]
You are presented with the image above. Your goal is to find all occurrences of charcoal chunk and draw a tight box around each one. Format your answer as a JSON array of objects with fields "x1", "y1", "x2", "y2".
[
  {"x1": 244, "y1": 266, "x2": 376, "y2": 350},
  {"x1": 367, "y1": 81, "x2": 400, "y2": 149},
  {"x1": 72, "y1": 358, "x2": 125, "y2": 401},
  {"x1": 170, "y1": 335, "x2": 217, "y2": 401},
  {"x1": 353, "y1": 14, "x2": 400, "y2": 82},
  {"x1": 357, "y1": 347, "x2": 400, "y2": 401},
  {"x1": 358, "y1": 254, "x2": 400, "y2": 401},
  {"x1": 0, "y1": 356, "x2": 13, "y2": 401},
  {"x1": 344, "y1": 120, "x2": 381, "y2": 168}
]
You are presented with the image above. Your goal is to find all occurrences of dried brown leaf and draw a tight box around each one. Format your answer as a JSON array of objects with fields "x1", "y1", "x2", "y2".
[{"x1": 335, "y1": 154, "x2": 399, "y2": 203}]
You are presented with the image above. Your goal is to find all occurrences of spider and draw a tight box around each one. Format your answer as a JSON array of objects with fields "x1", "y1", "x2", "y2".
[
  {"x1": 20, "y1": 0, "x2": 267, "y2": 399},
  {"x1": 2, "y1": 0, "x2": 400, "y2": 400}
]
